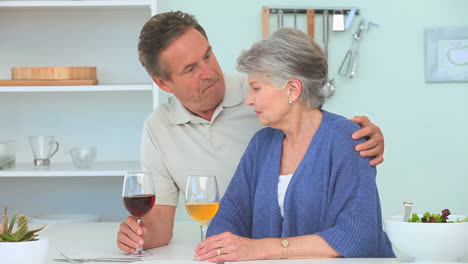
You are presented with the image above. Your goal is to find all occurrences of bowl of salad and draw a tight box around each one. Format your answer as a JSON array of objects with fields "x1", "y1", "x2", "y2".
[{"x1": 384, "y1": 209, "x2": 468, "y2": 262}]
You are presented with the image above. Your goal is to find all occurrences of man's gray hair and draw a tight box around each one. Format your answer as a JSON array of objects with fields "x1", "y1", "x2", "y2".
[{"x1": 236, "y1": 28, "x2": 327, "y2": 109}]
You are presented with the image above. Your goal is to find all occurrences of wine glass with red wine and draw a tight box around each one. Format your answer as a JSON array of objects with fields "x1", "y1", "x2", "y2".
[{"x1": 122, "y1": 171, "x2": 155, "y2": 256}]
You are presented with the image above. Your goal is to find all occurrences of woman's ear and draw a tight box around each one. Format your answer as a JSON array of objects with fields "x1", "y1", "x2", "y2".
[
  {"x1": 287, "y1": 79, "x2": 302, "y2": 102},
  {"x1": 151, "y1": 76, "x2": 173, "y2": 93}
]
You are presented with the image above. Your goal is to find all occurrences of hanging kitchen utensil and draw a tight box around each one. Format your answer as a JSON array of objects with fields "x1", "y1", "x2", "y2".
[
  {"x1": 293, "y1": 10, "x2": 297, "y2": 28},
  {"x1": 322, "y1": 10, "x2": 329, "y2": 58},
  {"x1": 344, "y1": 8, "x2": 358, "y2": 30},
  {"x1": 332, "y1": 10, "x2": 345, "y2": 31},
  {"x1": 323, "y1": 79, "x2": 336, "y2": 98},
  {"x1": 338, "y1": 20, "x2": 365, "y2": 78},
  {"x1": 338, "y1": 48, "x2": 353, "y2": 77},
  {"x1": 277, "y1": 9, "x2": 284, "y2": 29},
  {"x1": 321, "y1": 10, "x2": 336, "y2": 98},
  {"x1": 262, "y1": 6, "x2": 270, "y2": 38},
  {"x1": 306, "y1": 9, "x2": 315, "y2": 39}
]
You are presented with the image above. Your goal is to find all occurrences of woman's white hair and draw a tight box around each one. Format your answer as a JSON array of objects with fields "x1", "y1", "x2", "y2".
[{"x1": 236, "y1": 28, "x2": 327, "y2": 109}]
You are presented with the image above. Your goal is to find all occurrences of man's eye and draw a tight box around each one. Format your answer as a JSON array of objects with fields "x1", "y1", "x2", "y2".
[
  {"x1": 186, "y1": 66, "x2": 195, "y2": 73},
  {"x1": 204, "y1": 53, "x2": 211, "y2": 60}
]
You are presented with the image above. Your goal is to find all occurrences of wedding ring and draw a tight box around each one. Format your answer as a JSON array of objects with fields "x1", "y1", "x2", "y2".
[{"x1": 216, "y1": 248, "x2": 222, "y2": 256}]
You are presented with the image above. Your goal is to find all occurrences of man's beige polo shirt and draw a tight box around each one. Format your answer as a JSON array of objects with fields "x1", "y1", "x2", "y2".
[{"x1": 141, "y1": 74, "x2": 263, "y2": 206}]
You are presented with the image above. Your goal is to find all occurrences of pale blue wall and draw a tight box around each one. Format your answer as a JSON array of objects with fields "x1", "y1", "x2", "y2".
[{"x1": 159, "y1": 0, "x2": 468, "y2": 218}]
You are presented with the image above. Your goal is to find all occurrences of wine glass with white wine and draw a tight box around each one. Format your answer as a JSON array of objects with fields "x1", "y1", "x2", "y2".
[{"x1": 185, "y1": 175, "x2": 220, "y2": 242}]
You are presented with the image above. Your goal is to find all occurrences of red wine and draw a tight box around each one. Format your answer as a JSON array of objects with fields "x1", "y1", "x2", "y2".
[{"x1": 123, "y1": 194, "x2": 155, "y2": 217}]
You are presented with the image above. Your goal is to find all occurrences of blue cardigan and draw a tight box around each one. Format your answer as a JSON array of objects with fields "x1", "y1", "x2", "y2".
[{"x1": 207, "y1": 110, "x2": 395, "y2": 258}]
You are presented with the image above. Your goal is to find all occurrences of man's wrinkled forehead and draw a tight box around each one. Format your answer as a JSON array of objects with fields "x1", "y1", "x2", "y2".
[{"x1": 159, "y1": 28, "x2": 211, "y2": 76}]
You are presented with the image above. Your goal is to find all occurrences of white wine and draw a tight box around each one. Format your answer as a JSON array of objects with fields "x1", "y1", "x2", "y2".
[{"x1": 185, "y1": 202, "x2": 220, "y2": 225}]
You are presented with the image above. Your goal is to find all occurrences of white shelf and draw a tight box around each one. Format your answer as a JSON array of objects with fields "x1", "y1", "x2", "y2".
[
  {"x1": 0, "y1": 84, "x2": 153, "y2": 92},
  {"x1": 0, "y1": 161, "x2": 141, "y2": 177},
  {"x1": 0, "y1": 0, "x2": 152, "y2": 8}
]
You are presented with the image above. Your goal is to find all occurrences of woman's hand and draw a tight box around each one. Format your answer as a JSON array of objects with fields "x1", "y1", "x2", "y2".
[
  {"x1": 194, "y1": 232, "x2": 264, "y2": 263},
  {"x1": 350, "y1": 116, "x2": 384, "y2": 166}
]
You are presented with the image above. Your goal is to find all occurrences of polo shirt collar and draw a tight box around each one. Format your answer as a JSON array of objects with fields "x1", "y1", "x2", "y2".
[
  {"x1": 168, "y1": 73, "x2": 245, "y2": 125},
  {"x1": 219, "y1": 74, "x2": 244, "y2": 108}
]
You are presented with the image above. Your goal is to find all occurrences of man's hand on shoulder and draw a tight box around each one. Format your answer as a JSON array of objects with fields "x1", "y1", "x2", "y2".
[{"x1": 349, "y1": 116, "x2": 384, "y2": 167}]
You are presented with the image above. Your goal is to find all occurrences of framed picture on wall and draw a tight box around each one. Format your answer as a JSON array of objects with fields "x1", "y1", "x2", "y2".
[{"x1": 425, "y1": 27, "x2": 468, "y2": 82}]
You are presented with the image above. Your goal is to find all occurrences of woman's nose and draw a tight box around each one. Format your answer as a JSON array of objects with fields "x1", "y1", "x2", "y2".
[{"x1": 245, "y1": 90, "x2": 254, "y2": 106}]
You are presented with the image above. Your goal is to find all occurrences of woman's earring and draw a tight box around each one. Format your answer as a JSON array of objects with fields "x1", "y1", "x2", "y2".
[{"x1": 288, "y1": 99, "x2": 293, "y2": 104}]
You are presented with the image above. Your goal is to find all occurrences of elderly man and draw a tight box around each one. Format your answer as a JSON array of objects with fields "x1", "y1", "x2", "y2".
[{"x1": 117, "y1": 11, "x2": 385, "y2": 252}]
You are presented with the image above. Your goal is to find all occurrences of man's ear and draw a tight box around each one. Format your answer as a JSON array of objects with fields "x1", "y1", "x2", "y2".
[
  {"x1": 287, "y1": 79, "x2": 302, "y2": 102},
  {"x1": 151, "y1": 76, "x2": 173, "y2": 93}
]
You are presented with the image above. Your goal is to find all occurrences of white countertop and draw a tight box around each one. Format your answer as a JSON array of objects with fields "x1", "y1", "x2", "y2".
[
  {"x1": 42, "y1": 221, "x2": 201, "y2": 263},
  {"x1": 38, "y1": 221, "x2": 417, "y2": 264}
]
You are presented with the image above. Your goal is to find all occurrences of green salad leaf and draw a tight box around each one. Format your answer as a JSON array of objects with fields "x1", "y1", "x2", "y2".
[
  {"x1": 407, "y1": 209, "x2": 466, "y2": 223},
  {"x1": 452, "y1": 216, "x2": 468, "y2": 223},
  {"x1": 409, "y1": 213, "x2": 421, "y2": 222}
]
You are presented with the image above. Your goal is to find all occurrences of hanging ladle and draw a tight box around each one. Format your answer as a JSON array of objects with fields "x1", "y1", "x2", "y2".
[{"x1": 321, "y1": 10, "x2": 336, "y2": 98}]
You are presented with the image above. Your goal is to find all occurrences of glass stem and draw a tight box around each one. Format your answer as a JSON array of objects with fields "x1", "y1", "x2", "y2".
[
  {"x1": 136, "y1": 218, "x2": 143, "y2": 253},
  {"x1": 200, "y1": 224, "x2": 208, "y2": 242}
]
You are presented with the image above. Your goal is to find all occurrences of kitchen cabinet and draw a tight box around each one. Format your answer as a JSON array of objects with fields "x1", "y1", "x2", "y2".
[
  {"x1": 0, "y1": 0, "x2": 165, "y2": 220},
  {"x1": 0, "y1": 0, "x2": 162, "y2": 177}
]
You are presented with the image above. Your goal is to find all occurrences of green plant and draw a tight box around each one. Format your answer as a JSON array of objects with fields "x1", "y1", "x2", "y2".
[{"x1": 0, "y1": 206, "x2": 46, "y2": 242}]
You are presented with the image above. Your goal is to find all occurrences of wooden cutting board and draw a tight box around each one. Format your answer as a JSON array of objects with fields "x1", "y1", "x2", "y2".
[
  {"x1": 12, "y1": 67, "x2": 97, "y2": 80},
  {"x1": 0, "y1": 79, "x2": 98, "y2": 86}
]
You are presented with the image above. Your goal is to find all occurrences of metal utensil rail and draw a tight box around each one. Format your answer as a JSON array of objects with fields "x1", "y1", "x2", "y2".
[{"x1": 266, "y1": 7, "x2": 360, "y2": 15}]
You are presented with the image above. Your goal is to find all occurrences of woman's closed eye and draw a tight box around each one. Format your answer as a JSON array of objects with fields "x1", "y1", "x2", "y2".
[{"x1": 251, "y1": 86, "x2": 261, "y2": 91}]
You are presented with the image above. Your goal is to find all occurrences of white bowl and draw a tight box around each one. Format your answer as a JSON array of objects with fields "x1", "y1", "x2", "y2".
[{"x1": 384, "y1": 215, "x2": 468, "y2": 262}]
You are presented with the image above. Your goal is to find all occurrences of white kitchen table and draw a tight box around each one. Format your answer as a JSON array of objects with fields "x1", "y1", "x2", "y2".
[{"x1": 40, "y1": 221, "x2": 413, "y2": 264}]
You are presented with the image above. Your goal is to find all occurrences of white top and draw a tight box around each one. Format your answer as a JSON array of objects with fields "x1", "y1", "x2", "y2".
[
  {"x1": 140, "y1": 74, "x2": 263, "y2": 206},
  {"x1": 278, "y1": 173, "x2": 294, "y2": 218}
]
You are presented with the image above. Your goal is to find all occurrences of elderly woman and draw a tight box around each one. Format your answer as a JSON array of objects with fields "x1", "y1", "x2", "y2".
[{"x1": 194, "y1": 28, "x2": 395, "y2": 262}]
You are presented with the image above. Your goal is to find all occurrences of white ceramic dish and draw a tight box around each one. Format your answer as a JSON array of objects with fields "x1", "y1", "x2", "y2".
[{"x1": 384, "y1": 214, "x2": 468, "y2": 262}]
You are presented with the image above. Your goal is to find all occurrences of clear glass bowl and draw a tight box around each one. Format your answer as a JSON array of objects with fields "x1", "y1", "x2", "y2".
[
  {"x1": 0, "y1": 140, "x2": 16, "y2": 170},
  {"x1": 69, "y1": 146, "x2": 96, "y2": 168}
]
